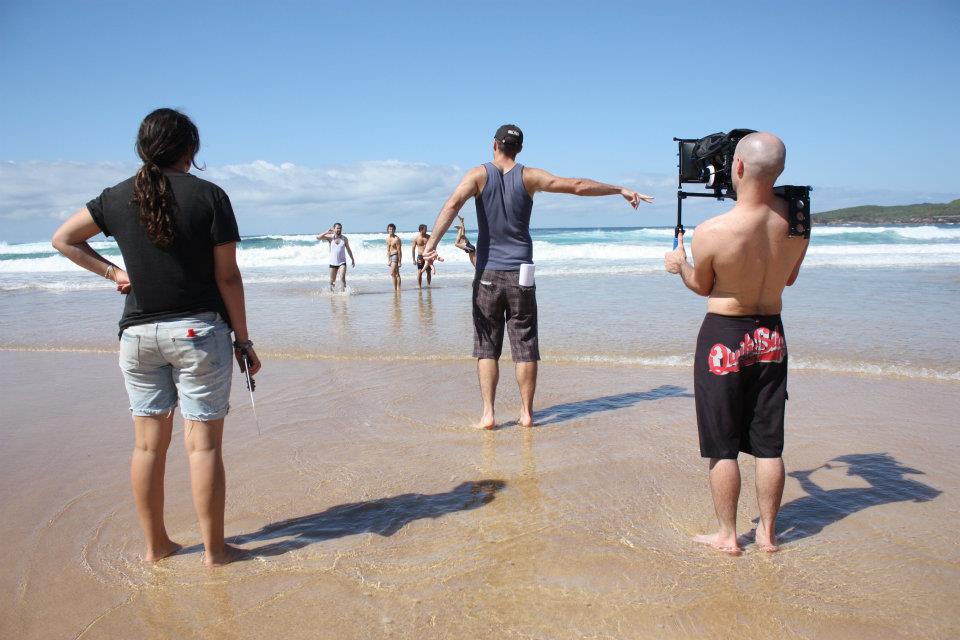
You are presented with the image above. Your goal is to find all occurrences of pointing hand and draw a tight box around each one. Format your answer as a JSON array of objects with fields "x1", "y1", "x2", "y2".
[{"x1": 621, "y1": 189, "x2": 654, "y2": 209}]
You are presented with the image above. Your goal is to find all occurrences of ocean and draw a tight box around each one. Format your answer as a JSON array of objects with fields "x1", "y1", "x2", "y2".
[{"x1": 2, "y1": 225, "x2": 959, "y2": 381}]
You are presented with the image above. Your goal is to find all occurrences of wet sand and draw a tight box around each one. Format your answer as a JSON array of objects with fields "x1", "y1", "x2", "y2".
[{"x1": 1, "y1": 351, "x2": 957, "y2": 639}]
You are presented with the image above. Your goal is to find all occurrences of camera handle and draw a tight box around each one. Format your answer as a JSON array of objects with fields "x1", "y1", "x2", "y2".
[
  {"x1": 675, "y1": 191, "x2": 721, "y2": 248},
  {"x1": 674, "y1": 193, "x2": 685, "y2": 249}
]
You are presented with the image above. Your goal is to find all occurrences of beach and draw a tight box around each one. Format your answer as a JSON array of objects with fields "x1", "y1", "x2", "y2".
[
  {"x1": 1, "y1": 225, "x2": 959, "y2": 639},
  {"x1": 2, "y1": 353, "x2": 957, "y2": 639}
]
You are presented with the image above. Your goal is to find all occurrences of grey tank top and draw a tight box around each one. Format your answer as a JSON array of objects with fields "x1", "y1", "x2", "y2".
[{"x1": 475, "y1": 162, "x2": 534, "y2": 271}]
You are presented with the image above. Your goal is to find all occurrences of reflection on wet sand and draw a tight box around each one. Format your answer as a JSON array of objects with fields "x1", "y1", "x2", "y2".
[
  {"x1": 417, "y1": 288, "x2": 434, "y2": 333},
  {"x1": 328, "y1": 293, "x2": 350, "y2": 340},
  {"x1": 477, "y1": 429, "x2": 546, "y2": 603},
  {"x1": 391, "y1": 291, "x2": 402, "y2": 332},
  {"x1": 142, "y1": 568, "x2": 242, "y2": 640}
]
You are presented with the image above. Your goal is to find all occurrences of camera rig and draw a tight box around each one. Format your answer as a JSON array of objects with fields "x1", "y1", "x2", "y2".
[{"x1": 672, "y1": 129, "x2": 811, "y2": 247}]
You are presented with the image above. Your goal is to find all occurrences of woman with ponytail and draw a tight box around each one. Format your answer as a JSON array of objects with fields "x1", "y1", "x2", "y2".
[{"x1": 52, "y1": 108, "x2": 260, "y2": 566}]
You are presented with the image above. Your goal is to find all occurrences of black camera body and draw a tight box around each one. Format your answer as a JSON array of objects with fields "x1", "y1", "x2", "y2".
[
  {"x1": 674, "y1": 129, "x2": 811, "y2": 239},
  {"x1": 678, "y1": 128, "x2": 756, "y2": 196}
]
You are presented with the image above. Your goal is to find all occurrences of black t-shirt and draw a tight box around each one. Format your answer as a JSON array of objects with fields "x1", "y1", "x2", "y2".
[{"x1": 87, "y1": 171, "x2": 241, "y2": 332}]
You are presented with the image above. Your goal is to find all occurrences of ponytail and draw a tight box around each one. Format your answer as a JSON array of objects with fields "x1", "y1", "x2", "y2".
[
  {"x1": 130, "y1": 108, "x2": 202, "y2": 248},
  {"x1": 132, "y1": 160, "x2": 177, "y2": 248}
]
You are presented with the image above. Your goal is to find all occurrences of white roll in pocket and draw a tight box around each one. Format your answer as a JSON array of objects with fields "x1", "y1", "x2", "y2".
[{"x1": 519, "y1": 263, "x2": 535, "y2": 287}]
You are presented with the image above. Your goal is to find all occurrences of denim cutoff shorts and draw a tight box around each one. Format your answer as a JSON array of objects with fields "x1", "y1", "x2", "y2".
[{"x1": 119, "y1": 312, "x2": 233, "y2": 421}]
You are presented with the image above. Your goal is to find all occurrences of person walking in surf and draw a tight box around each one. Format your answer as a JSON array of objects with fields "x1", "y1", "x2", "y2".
[
  {"x1": 386, "y1": 222, "x2": 402, "y2": 291},
  {"x1": 317, "y1": 222, "x2": 355, "y2": 291},
  {"x1": 413, "y1": 223, "x2": 433, "y2": 288}
]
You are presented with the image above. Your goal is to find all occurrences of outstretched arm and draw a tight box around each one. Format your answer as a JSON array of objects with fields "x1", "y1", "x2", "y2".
[
  {"x1": 423, "y1": 167, "x2": 485, "y2": 259},
  {"x1": 316, "y1": 227, "x2": 335, "y2": 241},
  {"x1": 52, "y1": 208, "x2": 131, "y2": 293},
  {"x1": 523, "y1": 167, "x2": 653, "y2": 209},
  {"x1": 664, "y1": 230, "x2": 715, "y2": 296}
]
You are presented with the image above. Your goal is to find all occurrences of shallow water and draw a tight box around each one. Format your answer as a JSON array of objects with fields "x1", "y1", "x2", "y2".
[{"x1": 2, "y1": 266, "x2": 958, "y2": 382}]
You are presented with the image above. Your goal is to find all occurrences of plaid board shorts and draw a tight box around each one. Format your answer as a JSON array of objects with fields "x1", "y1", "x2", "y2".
[{"x1": 472, "y1": 269, "x2": 540, "y2": 362}]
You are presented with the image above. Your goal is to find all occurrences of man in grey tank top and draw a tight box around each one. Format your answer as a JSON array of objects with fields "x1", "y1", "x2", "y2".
[{"x1": 421, "y1": 124, "x2": 653, "y2": 429}]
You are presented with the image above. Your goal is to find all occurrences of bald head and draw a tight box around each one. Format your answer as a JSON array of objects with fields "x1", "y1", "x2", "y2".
[{"x1": 734, "y1": 132, "x2": 786, "y2": 185}]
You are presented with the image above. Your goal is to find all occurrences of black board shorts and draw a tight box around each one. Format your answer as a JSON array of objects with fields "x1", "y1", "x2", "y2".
[
  {"x1": 694, "y1": 313, "x2": 788, "y2": 459},
  {"x1": 472, "y1": 269, "x2": 540, "y2": 362}
]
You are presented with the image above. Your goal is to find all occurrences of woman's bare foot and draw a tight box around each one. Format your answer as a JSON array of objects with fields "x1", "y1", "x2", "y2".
[
  {"x1": 142, "y1": 539, "x2": 182, "y2": 563},
  {"x1": 693, "y1": 532, "x2": 742, "y2": 556},
  {"x1": 475, "y1": 413, "x2": 496, "y2": 430},
  {"x1": 754, "y1": 522, "x2": 779, "y2": 552},
  {"x1": 204, "y1": 544, "x2": 245, "y2": 567}
]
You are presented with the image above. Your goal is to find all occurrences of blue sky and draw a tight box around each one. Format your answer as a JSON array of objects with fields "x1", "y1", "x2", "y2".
[{"x1": 1, "y1": 0, "x2": 958, "y2": 241}]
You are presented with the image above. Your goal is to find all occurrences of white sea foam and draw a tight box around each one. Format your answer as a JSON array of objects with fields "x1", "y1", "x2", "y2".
[
  {"x1": 548, "y1": 353, "x2": 958, "y2": 381},
  {"x1": 3, "y1": 225, "x2": 960, "y2": 275},
  {"x1": 814, "y1": 225, "x2": 960, "y2": 240}
]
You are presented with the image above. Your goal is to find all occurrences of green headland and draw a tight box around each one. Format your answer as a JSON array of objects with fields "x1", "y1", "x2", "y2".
[{"x1": 814, "y1": 199, "x2": 960, "y2": 224}]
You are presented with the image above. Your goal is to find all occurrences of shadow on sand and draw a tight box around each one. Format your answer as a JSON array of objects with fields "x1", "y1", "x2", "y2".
[
  {"x1": 199, "y1": 479, "x2": 507, "y2": 559},
  {"x1": 748, "y1": 452, "x2": 941, "y2": 545},
  {"x1": 531, "y1": 385, "x2": 693, "y2": 427}
]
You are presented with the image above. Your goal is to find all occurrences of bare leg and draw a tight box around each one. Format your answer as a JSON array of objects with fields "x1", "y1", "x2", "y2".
[
  {"x1": 426, "y1": 265, "x2": 432, "y2": 286},
  {"x1": 693, "y1": 458, "x2": 742, "y2": 555},
  {"x1": 515, "y1": 361, "x2": 538, "y2": 427},
  {"x1": 340, "y1": 265, "x2": 347, "y2": 291},
  {"x1": 184, "y1": 419, "x2": 236, "y2": 566},
  {"x1": 328, "y1": 267, "x2": 337, "y2": 291},
  {"x1": 476, "y1": 358, "x2": 499, "y2": 429},
  {"x1": 755, "y1": 457, "x2": 785, "y2": 552},
  {"x1": 131, "y1": 413, "x2": 180, "y2": 562},
  {"x1": 417, "y1": 263, "x2": 423, "y2": 288}
]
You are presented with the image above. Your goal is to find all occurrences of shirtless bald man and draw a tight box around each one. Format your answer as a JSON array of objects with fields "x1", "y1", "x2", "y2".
[{"x1": 664, "y1": 132, "x2": 809, "y2": 555}]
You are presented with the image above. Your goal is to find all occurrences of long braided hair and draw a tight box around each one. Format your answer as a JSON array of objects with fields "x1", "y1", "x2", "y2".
[{"x1": 132, "y1": 108, "x2": 201, "y2": 248}]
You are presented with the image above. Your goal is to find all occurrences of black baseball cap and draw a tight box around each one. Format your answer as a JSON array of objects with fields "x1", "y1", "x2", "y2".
[{"x1": 494, "y1": 124, "x2": 523, "y2": 148}]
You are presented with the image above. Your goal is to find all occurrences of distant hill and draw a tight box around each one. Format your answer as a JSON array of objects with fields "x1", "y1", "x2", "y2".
[{"x1": 814, "y1": 199, "x2": 960, "y2": 224}]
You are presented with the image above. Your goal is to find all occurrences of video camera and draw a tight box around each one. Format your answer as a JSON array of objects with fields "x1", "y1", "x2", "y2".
[{"x1": 672, "y1": 129, "x2": 811, "y2": 245}]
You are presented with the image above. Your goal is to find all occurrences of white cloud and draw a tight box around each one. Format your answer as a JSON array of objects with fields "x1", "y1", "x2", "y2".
[
  {"x1": 0, "y1": 159, "x2": 464, "y2": 241},
  {"x1": 1, "y1": 159, "x2": 957, "y2": 243},
  {"x1": 206, "y1": 159, "x2": 463, "y2": 215},
  {"x1": 0, "y1": 161, "x2": 133, "y2": 222}
]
